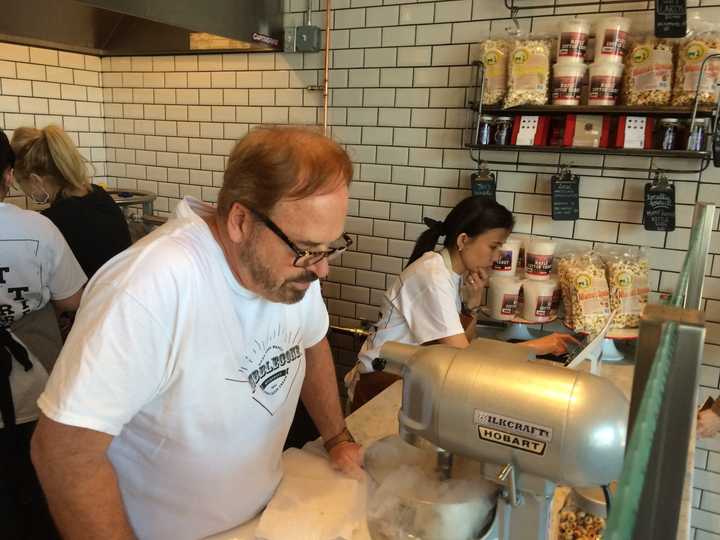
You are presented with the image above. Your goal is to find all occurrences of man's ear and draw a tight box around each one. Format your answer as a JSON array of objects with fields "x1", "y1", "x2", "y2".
[{"x1": 225, "y1": 201, "x2": 255, "y2": 244}]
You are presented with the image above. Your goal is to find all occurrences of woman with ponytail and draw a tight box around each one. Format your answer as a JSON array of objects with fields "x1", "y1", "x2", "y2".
[
  {"x1": 12, "y1": 125, "x2": 131, "y2": 278},
  {"x1": 348, "y1": 196, "x2": 577, "y2": 410},
  {"x1": 0, "y1": 129, "x2": 85, "y2": 539}
]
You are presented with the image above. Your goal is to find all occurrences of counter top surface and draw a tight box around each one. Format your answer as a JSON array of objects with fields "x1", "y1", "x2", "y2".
[{"x1": 207, "y1": 355, "x2": 692, "y2": 540}]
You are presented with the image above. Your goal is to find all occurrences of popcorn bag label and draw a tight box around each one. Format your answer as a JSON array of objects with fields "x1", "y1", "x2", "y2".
[
  {"x1": 575, "y1": 273, "x2": 611, "y2": 315},
  {"x1": 501, "y1": 294, "x2": 519, "y2": 316},
  {"x1": 512, "y1": 48, "x2": 549, "y2": 92},
  {"x1": 682, "y1": 41, "x2": 720, "y2": 92},
  {"x1": 613, "y1": 271, "x2": 651, "y2": 315},
  {"x1": 630, "y1": 48, "x2": 673, "y2": 91},
  {"x1": 526, "y1": 253, "x2": 553, "y2": 276},
  {"x1": 493, "y1": 250, "x2": 514, "y2": 271}
]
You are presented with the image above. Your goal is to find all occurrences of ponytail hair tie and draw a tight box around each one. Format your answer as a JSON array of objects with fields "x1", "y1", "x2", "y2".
[{"x1": 423, "y1": 217, "x2": 447, "y2": 236}]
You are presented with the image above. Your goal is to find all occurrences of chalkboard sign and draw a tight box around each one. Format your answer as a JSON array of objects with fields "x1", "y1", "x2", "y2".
[
  {"x1": 471, "y1": 172, "x2": 496, "y2": 200},
  {"x1": 551, "y1": 172, "x2": 580, "y2": 221},
  {"x1": 644, "y1": 181, "x2": 676, "y2": 231},
  {"x1": 655, "y1": 0, "x2": 687, "y2": 38}
]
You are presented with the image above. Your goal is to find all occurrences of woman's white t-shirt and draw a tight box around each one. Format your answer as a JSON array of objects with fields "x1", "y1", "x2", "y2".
[
  {"x1": 0, "y1": 202, "x2": 86, "y2": 426},
  {"x1": 357, "y1": 249, "x2": 464, "y2": 373},
  {"x1": 38, "y1": 198, "x2": 329, "y2": 540}
]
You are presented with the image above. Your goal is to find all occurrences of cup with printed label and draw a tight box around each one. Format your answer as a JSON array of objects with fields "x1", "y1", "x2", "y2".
[
  {"x1": 525, "y1": 240, "x2": 556, "y2": 281},
  {"x1": 593, "y1": 16, "x2": 631, "y2": 64},
  {"x1": 489, "y1": 276, "x2": 523, "y2": 320},
  {"x1": 557, "y1": 19, "x2": 590, "y2": 64},
  {"x1": 588, "y1": 61, "x2": 624, "y2": 106},
  {"x1": 522, "y1": 278, "x2": 559, "y2": 323},
  {"x1": 552, "y1": 62, "x2": 587, "y2": 106},
  {"x1": 492, "y1": 238, "x2": 522, "y2": 276}
]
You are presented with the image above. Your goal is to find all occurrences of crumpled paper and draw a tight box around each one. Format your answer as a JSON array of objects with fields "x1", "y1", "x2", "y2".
[{"x1": 255, "y1": 448, "x2": 366, "y2": 540}]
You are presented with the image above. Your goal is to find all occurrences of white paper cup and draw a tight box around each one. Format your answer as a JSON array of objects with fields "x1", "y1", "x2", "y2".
[
  {"x1": 588, "y1": 61, "x2": 624, "y2": 106},
  {"x1": 557, "y1": 19, "x2": 590, "y2": 64},
  {"x1": 488, "y1": 276, "x2": 522, "y2": 320},
  {"x1": 525, "y1": 240, "x2": 556, "y2": 281},
  {"x1": 552, "y1": 62, "x2": 587, "y2": 106},
  {"x1": 594, "y1": 17, "x2": 631, "y2": 64},
  {"x1": 492, "y1": 238, "x2": 522, "y2": 276},
  {"x1": 522, "y1": 279, "x2": 558, "y2": 323}
]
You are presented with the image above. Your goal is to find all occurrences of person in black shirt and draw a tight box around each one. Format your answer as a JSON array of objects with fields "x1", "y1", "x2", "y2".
[{"x1": 11, "y1": 125, "x2": 131, "y2": 278}]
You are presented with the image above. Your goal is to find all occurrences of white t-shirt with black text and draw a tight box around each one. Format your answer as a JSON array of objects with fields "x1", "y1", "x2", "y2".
[
  {"x1": 0, "y1": 201, "x2": 86, "y2": 427},
  {"x1": 38, "y1": 197, "x2": 329, "y2": 540},
  {"x1": 357, "y1": 249, "x2": 464, "y2": 373}
]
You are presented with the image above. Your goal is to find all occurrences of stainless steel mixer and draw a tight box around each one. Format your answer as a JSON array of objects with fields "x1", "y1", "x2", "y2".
[{"x1": 373, "y1": 338, "x2": 629, "y2": 540}]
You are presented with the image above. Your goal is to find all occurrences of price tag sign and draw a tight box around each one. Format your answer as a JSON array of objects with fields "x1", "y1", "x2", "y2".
[
  {"x1": 471, "y1": 172, "x2": 496, "y2": 200},
  {"x1": 643, "y1": 180, "x2": 676, "y2": 231},
  {"x1": 551, "y1": 172, "x2": 580, "y2": 221},
  {"x1": 655, "y1": 0, "x2": 687, "y2": 38}
]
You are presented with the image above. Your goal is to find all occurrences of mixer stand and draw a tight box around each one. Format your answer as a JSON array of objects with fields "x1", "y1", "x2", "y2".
[{"x1": 485, "y1": 464, "x2": 556, "y2": 540}]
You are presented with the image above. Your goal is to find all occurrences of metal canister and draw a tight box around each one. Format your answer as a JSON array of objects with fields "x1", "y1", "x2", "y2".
[
  {"x1": 475, "y1": 115, "x2": 494, "y2": 146},
  {"x1": 654, "y1": 118, "x2": 679, "y2": 151},
  {"x1": 493, "y1": 116, "x2": 513, "y2": 145},
  {"x1": 687, "y1": 118, "x2": 709, "y2": 151}
]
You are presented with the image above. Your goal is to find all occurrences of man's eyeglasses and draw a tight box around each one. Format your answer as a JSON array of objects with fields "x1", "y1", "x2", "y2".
[{"x1": 248, "y1": 208, "x2": 353, "y2": 268}]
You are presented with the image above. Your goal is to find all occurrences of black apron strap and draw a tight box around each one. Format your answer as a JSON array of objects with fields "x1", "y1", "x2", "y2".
[{"x1": 0, "y1": 326, "x2": 33, "y2": 434}]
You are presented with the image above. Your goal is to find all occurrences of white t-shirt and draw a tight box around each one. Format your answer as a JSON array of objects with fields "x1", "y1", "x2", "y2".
[
  {"x1": 38, "y1": 197, "x2": 329, "y2": 540},
  {"x1": 357, "y1": 250, "x2": 464, "y2": 373},
  {"x1": 0, "y1": 202, "x2": 86, "y2": 427}
]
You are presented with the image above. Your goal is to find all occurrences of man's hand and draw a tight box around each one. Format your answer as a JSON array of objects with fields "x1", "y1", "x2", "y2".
[
  {"x1": 697, "y1": 408, "x2": 720, "y2": 438},
  {"x1": 524, "y1": 333, "x2": 581, "y2": 356},
  {"x1": 328, "y1": 441, "x2": 365, "y2": 481}
]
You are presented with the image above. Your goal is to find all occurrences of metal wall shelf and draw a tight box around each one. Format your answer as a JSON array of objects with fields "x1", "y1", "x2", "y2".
[
  {"x1": 467, "y1": 55, "x2": 720, "y2": 174},
  {"x1": 470, "y1": 103, "x2": 717, "y2": 118},
  {"x1": 467, "y1": 144, "x2": 710, "y2": 160}
]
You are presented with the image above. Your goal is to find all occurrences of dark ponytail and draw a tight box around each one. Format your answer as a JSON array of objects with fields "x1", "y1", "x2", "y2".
[
  {"x1": 0, "y1": 130, "x2": 14, "y2": 198},
  {"x1": 407, "y1": 196, "x2": 514, "y2": 266}
]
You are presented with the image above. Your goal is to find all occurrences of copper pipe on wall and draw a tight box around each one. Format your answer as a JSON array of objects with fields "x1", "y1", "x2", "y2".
[{"x1": 322, "y1": 0, "x2": 332, "y2": 135}]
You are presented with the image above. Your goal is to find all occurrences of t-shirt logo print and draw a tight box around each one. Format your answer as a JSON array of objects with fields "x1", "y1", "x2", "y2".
[{"x1": 226, "y1": 326, "x2": 303, "y2": 416}]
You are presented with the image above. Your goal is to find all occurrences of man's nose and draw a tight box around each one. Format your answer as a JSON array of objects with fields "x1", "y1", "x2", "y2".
[{"x1": 307, "y1": 256, "x2": 330, "y2": 279}]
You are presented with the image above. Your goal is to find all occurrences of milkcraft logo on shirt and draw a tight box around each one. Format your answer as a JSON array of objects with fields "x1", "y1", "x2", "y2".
[{"x1": 225, "y1": 326, "x2": 303, "y2": 416}]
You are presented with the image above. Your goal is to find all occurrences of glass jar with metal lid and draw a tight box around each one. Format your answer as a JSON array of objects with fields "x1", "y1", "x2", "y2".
[
  {"x1": 654, "y1": 118, "x2": 680, "y2": 151},
  {"x1": 475, "y1": 115, "x2": 494, "y2": 146},
  {"x1": 493, "y1": 116, "x2": 513, "y2": 145},
  {"x1": 687, "y1": 118, "x2": 709, "y2": 152}
]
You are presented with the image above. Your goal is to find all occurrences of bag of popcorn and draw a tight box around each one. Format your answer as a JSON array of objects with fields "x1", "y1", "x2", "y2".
[
  {"x1": 557, "y1": 250, "x2": 611, "y2": 334},
  {"x1": 505, "y1": 38, "x2": 552, "y2": 107},
  {"x1": 600, "y1": 247, "x2": 650, "y2": 329}
]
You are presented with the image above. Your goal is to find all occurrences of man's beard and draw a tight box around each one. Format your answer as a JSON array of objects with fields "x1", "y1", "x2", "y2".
[{"x1": 239, "y1": 237, "x2": 319, "y2": 304}]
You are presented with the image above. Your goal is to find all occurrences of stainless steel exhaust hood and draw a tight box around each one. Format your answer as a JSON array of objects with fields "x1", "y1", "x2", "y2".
[{"x1": 0, "y1": 0, "x2": 283, "y2": 56}]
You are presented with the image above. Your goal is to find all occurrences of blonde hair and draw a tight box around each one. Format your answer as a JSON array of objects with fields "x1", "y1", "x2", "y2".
[{"x1": 12, "y1": 125, "x2": 91, "y2": 197}]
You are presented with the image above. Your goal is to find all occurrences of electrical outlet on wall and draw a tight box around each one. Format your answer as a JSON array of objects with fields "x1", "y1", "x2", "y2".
[
  {"x1": 284, "y1": 27, "x2": 297, "y2": 53},
  {"x1": 296, "y1": 25, "x2": 322, "y2": 52}
]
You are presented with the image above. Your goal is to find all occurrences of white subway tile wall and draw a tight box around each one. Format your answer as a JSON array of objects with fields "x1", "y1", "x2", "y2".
[{"x1": 0, "y1": 1, "x2": 719, "y2": 536}]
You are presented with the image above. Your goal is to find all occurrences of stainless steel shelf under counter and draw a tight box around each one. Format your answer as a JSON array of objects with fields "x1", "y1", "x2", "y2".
[{"x1": 108, "y1": 189, "x2": 156, "y2": 216}]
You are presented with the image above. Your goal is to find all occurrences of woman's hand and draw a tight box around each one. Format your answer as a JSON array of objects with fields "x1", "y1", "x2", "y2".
[
  {"x1": 697, "y1": 408, "x2": 720, "y2": 439},
  {"x1": 523, "y1": 333, "x2": 581, "y2": 356},
  {"x1": 462, "y1": 269, "x2": 489, "y2": 311}
]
